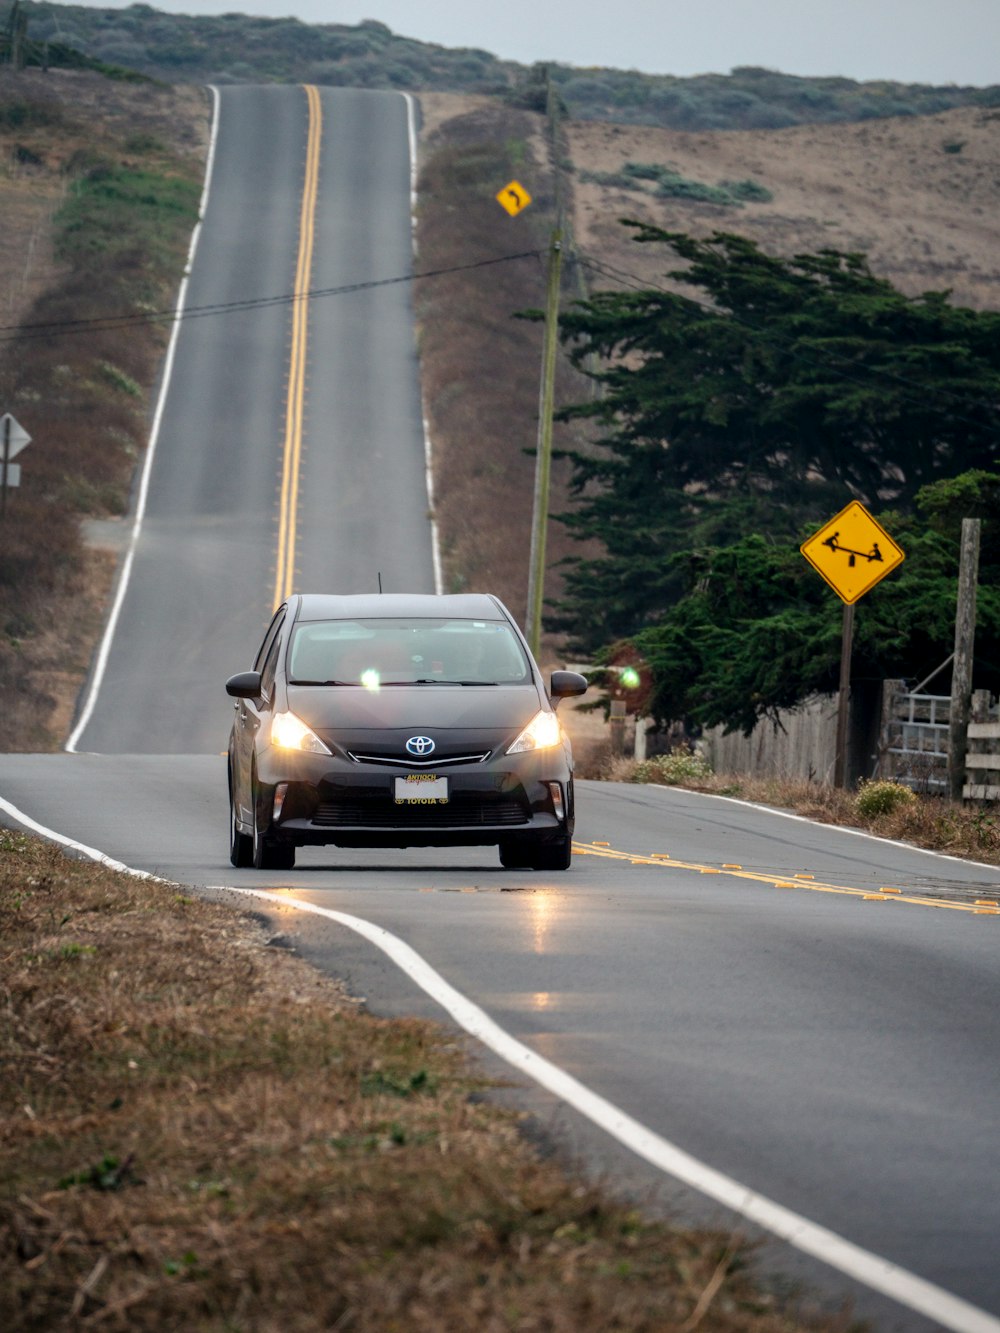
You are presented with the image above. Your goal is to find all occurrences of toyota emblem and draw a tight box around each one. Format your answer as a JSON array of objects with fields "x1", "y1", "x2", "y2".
[{"x1": 405, "y1": 735, "x2": 435, "y2": 757}]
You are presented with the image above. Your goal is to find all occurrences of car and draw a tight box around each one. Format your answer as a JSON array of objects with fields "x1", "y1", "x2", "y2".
[{"x1": 225, "y1": 592, "x2": 588, "y2": 871}]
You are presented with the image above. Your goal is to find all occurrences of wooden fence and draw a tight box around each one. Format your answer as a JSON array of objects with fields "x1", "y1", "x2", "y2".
[{"x1": 965, "y1": 690, "x2": 1000, "y2": 801}]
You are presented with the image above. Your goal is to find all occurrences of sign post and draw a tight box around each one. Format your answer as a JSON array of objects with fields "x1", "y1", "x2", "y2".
[
  {"x1": 0, "y1": 412, "x2": 31, "y2": 519},
  {"x1": 800, "y1": 500, "x2": 905, "y2": 787}
]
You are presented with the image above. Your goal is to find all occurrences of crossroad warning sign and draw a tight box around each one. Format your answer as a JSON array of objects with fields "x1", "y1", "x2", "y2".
[
  {"x1": 496, "y1": 180, "x2": 531, "y2": 216},
  {"x1": 800, "y1": 500, "x2": 905, "y2": 604}
]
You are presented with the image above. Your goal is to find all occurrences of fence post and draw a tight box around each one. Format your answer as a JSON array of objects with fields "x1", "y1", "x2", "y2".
[
  {"x1": 948, "y1": 517, "x2": 981, "y2": 800},
  {"x1": 609, "y1": 699, "x2": 626, "y2": 758},
  {"x1": 876, "y1": 679, "x2": 905, "y2": 780},
  {"x1": 634, "y1": 715, "x2": 649, "y2": 763}
]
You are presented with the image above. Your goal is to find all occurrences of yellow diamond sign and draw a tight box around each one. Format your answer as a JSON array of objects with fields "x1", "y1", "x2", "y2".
[
  {"x1": 496, "y1": 180, "x2": 531, "y2": 216},
  {"x1": 800, "y1": 500, "x2": 905, "y2": 604}
]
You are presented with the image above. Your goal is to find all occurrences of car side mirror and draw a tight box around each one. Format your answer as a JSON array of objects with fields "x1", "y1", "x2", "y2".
[
  {"x1": 226, "y1": 670, "x2": 262, "y2": 699},
  {"x1": 549, "y1": 670, "x2": 589, "y2": 704}
]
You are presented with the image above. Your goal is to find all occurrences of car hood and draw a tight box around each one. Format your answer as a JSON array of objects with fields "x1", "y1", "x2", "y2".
[{"x1": 286, "y1": 684, "x2": 541, "y2": 735}]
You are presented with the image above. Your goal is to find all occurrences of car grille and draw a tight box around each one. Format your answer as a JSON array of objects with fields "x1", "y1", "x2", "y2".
[
  {"x1": 347, "y1": 750, "x2": 491, "y2": 768},
  {"x1": 313, "y1": 792, "x2": 528, "y2": 828}
]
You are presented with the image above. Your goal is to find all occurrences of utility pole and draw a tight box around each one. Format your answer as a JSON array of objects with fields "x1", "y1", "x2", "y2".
[
  {"x1": 525, "y1": 65, "x2": 566, "y2": 657},
  {"x1": 525, "y1": 227, "x2": 562, "y2": 656},
  {"x1": 1, "y1": 414, "x2": 9, "y2": 519},
  {"x1": 948, "y1": 517, "x2": 981, "y2": 800}
]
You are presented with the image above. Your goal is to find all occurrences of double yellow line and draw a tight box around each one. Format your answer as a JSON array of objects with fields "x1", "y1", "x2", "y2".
[
  {"x1": 273, "y1": 84, "x2": 322, "y2": 610},
  {"x1": 575, "y1": 841, "x2": 1000, "y2": 915}
]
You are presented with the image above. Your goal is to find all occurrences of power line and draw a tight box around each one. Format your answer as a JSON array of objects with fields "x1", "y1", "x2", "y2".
[{"x1": 0, "y1": 249, "x2": 545, "y2": 344}]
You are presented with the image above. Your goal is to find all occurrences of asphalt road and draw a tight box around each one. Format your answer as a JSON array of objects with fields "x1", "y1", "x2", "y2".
[
  {"x1": 4, "y1": 84, "x2": 1000, "y2": 1330},
  {"x1": 3, "y1": 756, "x2": 999, "y2": 1329},
  {"x1": 71, "y1": 84, "x2": 433, "y2": 756}
]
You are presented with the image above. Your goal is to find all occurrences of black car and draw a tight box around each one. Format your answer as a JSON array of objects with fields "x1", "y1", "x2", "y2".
[{"x1": 226, "y1": 593, "x2": 588, "y2": 871}]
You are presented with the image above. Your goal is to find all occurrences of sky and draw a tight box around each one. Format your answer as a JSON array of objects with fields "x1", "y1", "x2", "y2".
[{"x1": 69, "y1": 0, "x2": 1000, "y2": 86}]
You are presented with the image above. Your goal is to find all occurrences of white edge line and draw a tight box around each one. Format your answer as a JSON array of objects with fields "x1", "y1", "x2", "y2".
[
  {"x1": 632, "y1": 782, "x2": 1000, "y2": 876},
  {"x1": 0, "y1": 795, "x2": 997, "y2": 1333},
  {"x1": 401, "y1": 90, "x2": 443, "y2": 596},
  {"x1": 65, "y1": 85, "x2": 223, "y2": 754},
  {"x1": 0, "y1": 796, "x2": 166, "y2": 881}
]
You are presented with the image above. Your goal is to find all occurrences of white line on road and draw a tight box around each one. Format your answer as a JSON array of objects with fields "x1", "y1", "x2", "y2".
[
  {"x1": 2, "y1": 792, "x2": 998, "y2": 1333},
  {"x1": 64, "y1": 86, "x2": 223, "y2": 754},
  {"x1": 634, "y1": 782, "x2": 1000, "y2": 875},
  {"x1": 401, "y1": 89, "x2": 443, "y2": 597}
]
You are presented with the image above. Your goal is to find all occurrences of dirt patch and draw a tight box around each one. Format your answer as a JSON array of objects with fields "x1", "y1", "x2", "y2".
[
  {"x1": 567, "y1": 105, "x2": 1000, "y2": 308},
  {"x1": 414, "y1": 91, "x2": 495, "y2": 142},
  {"x1": 412, "y1": 95, "x2": 597, "y2": 666}
]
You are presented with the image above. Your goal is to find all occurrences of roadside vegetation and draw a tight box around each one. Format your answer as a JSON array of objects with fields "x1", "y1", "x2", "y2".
[
  {"x1": 0, "y1": 69, "x2": 207, "y2": 749},
  {"x1": 550, "y1": 226, "x2": 1000, "y2": 737},
  {"x1": 585, "y1": 751, "x2": 1000, "y2": 866},
  {"x1": 0, "y1": 829, "x2": 865, "y2": 1331}
]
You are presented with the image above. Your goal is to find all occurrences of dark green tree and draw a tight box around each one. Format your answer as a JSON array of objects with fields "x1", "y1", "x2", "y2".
[
  {"x1": 627, "y1": 471, "x2": 1000, "y2": 735},
  {"x1": 553, "y1": 227, "x2": 1000, "y2": 650}
]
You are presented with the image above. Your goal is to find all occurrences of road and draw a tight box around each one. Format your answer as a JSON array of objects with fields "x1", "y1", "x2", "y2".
[
  {"x1": 2, "y1": 84, "x2": 1000, "y2": 1331},
  {"x1": 3, "y1": 755, "x2": 999, "y2": 1329},
  {"x1": 69, "y1": 84, "x2": 433, "y2": 756}
]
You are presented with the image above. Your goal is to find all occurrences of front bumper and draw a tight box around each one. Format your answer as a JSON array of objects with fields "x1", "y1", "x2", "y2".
[{"x1": 256, "y1": 749, "x2": 574, "y2": 849}]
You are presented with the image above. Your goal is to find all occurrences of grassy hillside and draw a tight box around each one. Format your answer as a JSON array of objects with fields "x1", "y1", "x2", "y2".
[
  {"x1": 11, "y1": 0, "x2": 1000, "y2": 130},
  {"x1": 0, "y1": 67, "x2": 208, "y2": 749}
]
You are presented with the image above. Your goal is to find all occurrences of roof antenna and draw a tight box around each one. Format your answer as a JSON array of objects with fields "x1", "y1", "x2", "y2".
[{"x1": 377, "y1": 571, "x2": 383, "y2": 593}]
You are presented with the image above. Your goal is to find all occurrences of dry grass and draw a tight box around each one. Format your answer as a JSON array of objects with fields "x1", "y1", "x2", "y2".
[
  {"x1": 566, "y1": 105, "x2": 1000, "y2": 309},
  {"x1": 413, "y1": 100, "x2": 595, "y2": 650},
  {"x1": 0, "y1": 70, "x2": 210, "y2": 752},
  {"x1": 611, "y1": 761, "x2": 1000, "y2": 866},
  {"x1": 0, "y1": 831, "x2": 864, "y2": 1332}
]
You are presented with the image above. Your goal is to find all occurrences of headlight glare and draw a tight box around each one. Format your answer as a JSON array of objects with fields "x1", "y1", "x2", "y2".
[
  {"x1": 271, "y1": 710, "x2": 330, "y2": 755},
  {"x1": 507, "y1": 709, "x2": 562, "y2": 754}
]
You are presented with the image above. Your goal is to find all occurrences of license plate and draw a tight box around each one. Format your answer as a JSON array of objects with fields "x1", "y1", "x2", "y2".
[{"x1": 394, "y1": 775, "x2": 448, "y2": 804}]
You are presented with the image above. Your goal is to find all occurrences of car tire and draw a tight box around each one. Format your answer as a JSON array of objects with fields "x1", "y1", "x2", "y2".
[
  {"x1": 498, "y1": 838, "x2": 532, "y2": 869},
  {"x1": 229, "y1": 773, "x2": 253, "y2": 868},
  {"x1": 251, "y1": 769, "x2": 296, "y2": 871},
  {"x1": 530, "y1": 834, "x2": 572, "y2": 872},
  {"x1": 500, "y1": 835, "x2": 572, "y2": 871}
]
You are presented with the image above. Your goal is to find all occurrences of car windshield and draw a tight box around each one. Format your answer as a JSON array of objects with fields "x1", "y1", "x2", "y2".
[{"x1": 288, "y1": 617, "x2": 531, "y2": 686}]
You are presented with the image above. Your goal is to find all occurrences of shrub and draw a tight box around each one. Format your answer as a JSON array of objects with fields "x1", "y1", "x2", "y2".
[
  {"x1": 721, "y1": 178, "x2": 774, "y2": 203},
  {"x1": 854, "y1": 779, "x2": 918, "y2": 819},
  {"x1": 632, "y1": 747, "x2": 713, "y2": 786},
  {"x1": 654, "y1": 173, "x2": 734, "y2": 205}
]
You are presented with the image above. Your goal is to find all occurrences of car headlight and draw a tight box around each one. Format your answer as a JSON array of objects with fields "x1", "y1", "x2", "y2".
[
  {"x1": 507, "y1": 710, "x2": 562, "y2": 754},
  {"x1": 271, "y1": 710, "x2": 331, "y2": 755}
]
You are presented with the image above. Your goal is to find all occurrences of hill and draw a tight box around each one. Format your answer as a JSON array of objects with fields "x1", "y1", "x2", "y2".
[
  {"x1": 411, "y1": 93, "x2": 1000, "y2": 628},
  {"x1": 9, "y1": 0, "x2": 1000, "y2": 130},
  {"x1": 1, "y1": 62, "x2": 999, "y2": 749}
]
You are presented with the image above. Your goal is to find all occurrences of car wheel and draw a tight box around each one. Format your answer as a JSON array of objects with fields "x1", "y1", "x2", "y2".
[
  {"x1": 530, "y1": 834, "x2": 572, "y2": 872},
  {"x1": 498, "y1": 838, "x2": 532, "y2": 869},
  {"x1": 229, "y1": 773, "x2": 253, "y2": 868},
  {"x1": 251, "y1": 770, "x2": 296, "y2": 871}
]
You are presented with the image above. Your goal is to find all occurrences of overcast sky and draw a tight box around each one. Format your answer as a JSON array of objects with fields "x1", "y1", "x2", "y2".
[{"x1": 71, "y1": 0, "x2": 1000, "y2": 86}]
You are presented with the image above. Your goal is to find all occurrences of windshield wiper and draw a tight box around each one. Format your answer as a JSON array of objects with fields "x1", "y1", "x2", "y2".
[
  {"x1": 289, "y1": 679, "x2": 350, "y2": 686},
  {"x1": 408, "y1": 678, "x2": 499, "y2": 686}
]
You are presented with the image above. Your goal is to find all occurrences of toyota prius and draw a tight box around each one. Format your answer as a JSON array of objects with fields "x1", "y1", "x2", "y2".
[{"x1": 225, "y1": 593, "x2": 588, "y2": 871}]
